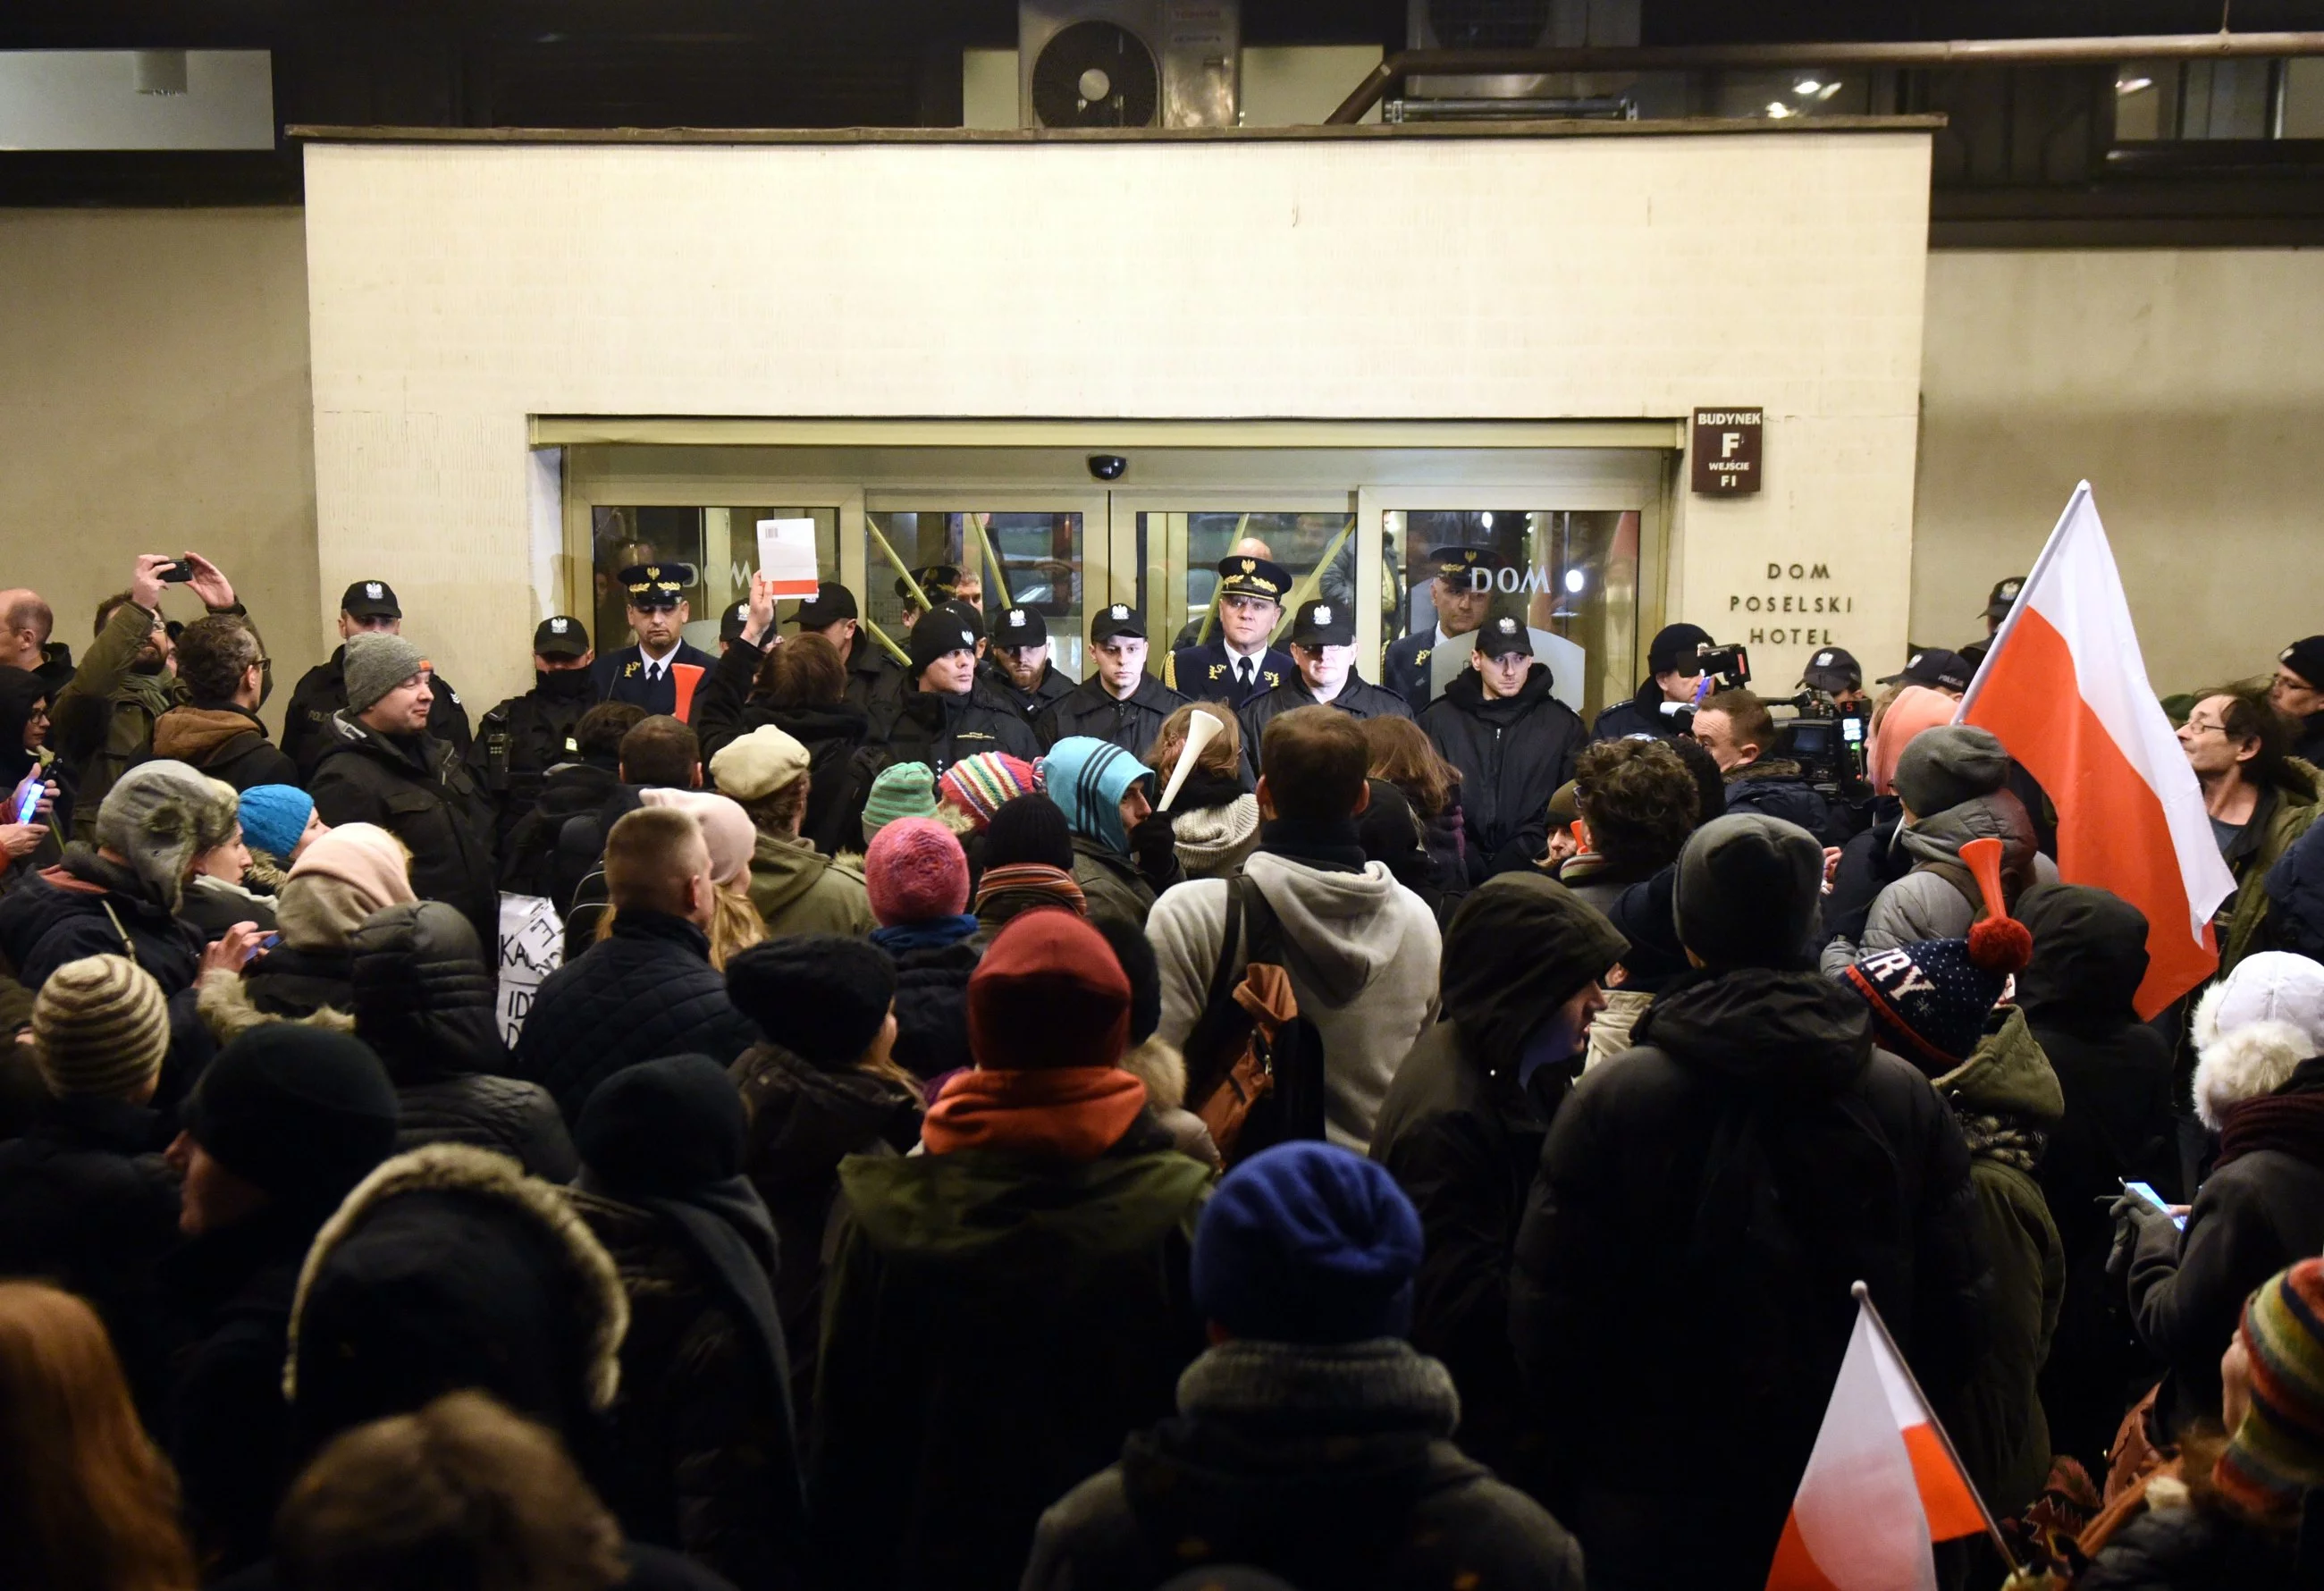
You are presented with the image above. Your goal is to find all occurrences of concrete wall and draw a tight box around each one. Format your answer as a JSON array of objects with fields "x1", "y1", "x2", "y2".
[
  {"x1": 0, "y1": 207, "x2": 318, "y2": 734},
  {"x1": 1916, "y1": 248, "x2": 2324, "y2": 696},
  {"x1": 302, "y1": 130, "x2": 1933, "y2": 708}
]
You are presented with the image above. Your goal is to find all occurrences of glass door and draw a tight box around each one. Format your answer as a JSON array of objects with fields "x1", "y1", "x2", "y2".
[
  {"x1": 589, "y1": 505, "x2": 843, "y2": 654},
  {"x1": 1120, "y1": 495, "x2": 1362, "y2": 657},
  {"x1": 863, "y1": 494, "x2": 1107, "y2": 680}
]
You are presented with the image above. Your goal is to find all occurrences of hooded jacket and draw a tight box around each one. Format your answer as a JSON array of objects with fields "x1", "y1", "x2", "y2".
[
  {"x1": 0, "y1": 848, "x2": 205, "y2": 995},
  {"x1": 1023, "y1": 1340, "x2": 1586, "y2": 1591},
  {"x1": 1149, "y1": 848, "x2": 1442, "y2": 1150},
  {"x1": 1823, "y1": 787, "x2": 2059, "y2": 972},
  {"x1": 883, "y1": 680, "x2": 1042, "y2": 778},
  {"x1": 282, "y1": 644, "x2": 472, "y2": 778},
  {"x1": 1418, "y1": 664, "x2": 1587, "y2": 882},
  {"x1": 1045, "y1": 737, "x2": 1163, "y2": 931},
  {"x1": 745, "y1": 828, "x2": 875, "y2": 939},
  {"x1": 349, "y1": 903, "x2": 576, "y2": 1181},
  {"x1": 1034, "y1": 673, "x2": 1187, "y2": 758},
  {"x1": 307, "y1": 712, "x2": 500, "y2": 947},
  {"x1": 694, "y1": 639, "x2": 874, "y2": 855},
  {"x1": 150, "y1": 703, "x2": 299, "y2": 792},
  {"x1": 1509, "y1": 968, "x2": 1990, "y2": 1590}
]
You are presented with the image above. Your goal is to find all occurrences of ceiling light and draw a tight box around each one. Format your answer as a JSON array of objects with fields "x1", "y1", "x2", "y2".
[
  {"x1": 1819, "y1": 81, "x2": 1843, "y2": 100},
  {"x1": 1794, "y1": 79, "x2": 1822, "y2": 96},
  {"x1": 1765, "y1": 102, "x2": 1793, "y2": 118},
  {"x1": 1479, "y1": 512, "x2": 1493, "y2": 528},
  {"x1": 1564, "y1": 568, "x2": 1586, "y2": 593},
  {"x1": 2117, "y1": 76, "x2": 2153, "y2": 95}
]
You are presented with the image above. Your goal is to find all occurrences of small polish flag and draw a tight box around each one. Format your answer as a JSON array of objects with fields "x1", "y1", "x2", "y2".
[
  {"x1": 1958, "y1": 482, "x2": 2238, "y2": 1017},
  {"x1": 1765, "y1": 1287, "x2": 1993, "y2": 1591}
]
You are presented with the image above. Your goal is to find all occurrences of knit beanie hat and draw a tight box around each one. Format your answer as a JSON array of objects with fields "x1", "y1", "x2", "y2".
[
  {"x1": 2191, "y1": 951, "x2": 2324, "y2": 1130},
  {"x1": 862, "y1": 762, "x2": 939, "y2": 842},
  {"x1": 967, "y1": 910, "x2": 1129, "y2": 1071},
  {"x1": 2217, "y1": 1258, "x2": 2324, "y2": 1518},
  {"x1": 866, "y1": 817, "x2": 971, "y2": 926},
  {"x1": 95, "y1": 760, "x2": 242, "y2": 912},
  {"x1": 726, "y1": 935, "x2": 896, "y2": 1065},
  {"x1": 574, "y1": 1055, "x2": 747, "y2": 1197},
  {"x1": 1038, "y1": 737, "x2": 1152, "y2": 856},
  {"x1": 342, "y1": 633, "x2": 429, "y2": 717},
  {"x1": 181, "y1": 1024, "x2": 400, "y2": 1214},
  {"x1": 1672, "y1": 812, "x2": 1824, "y2": 971},
  {"x1": 639, "y1": 788, "x2": 754, "y2": 888},
  {"x1": 31, "y1": 954, "x2": 168, "y2": 1099},
  {"x1": 1892, "y1": 724, "x2": 2009, "y2": 818},
  {"x1": 709, "y1": 724, "x2": 810, "y2": 804},
  {"x1": 1842, "y1": 836, "x2": 2035, "y2": 1073},
  {"x1": 982, "y1": 792, "x2": 1075, "y2": 871},
  {"x1": 908, "y1": 604, "x2": 982, "y2": 677},
  {"x1": 1192, "y1": 1141, "x2": 1425, "y2": 1345},
  {"x1": 238, "y1": 784, "x2": 316, "y2": 862},
  {"x1": 938, "y1": 753, "x2": 1039, "y2": 829}
]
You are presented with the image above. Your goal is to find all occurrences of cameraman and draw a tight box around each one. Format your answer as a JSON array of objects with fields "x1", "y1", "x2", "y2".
[
  {"x1": 1591, "y1": 623, "x2": 1716, "y2": 742},
  {"x1": 1802, "y1": 648, "x2": 1867, "y2": 712},
  {"x1": 1688, "y1": 689, "x2": 1840, "y2": 844}
]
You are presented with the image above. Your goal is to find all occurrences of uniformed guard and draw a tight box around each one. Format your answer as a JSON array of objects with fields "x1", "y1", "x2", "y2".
[
  {"x1": 1165, "y1": 554, "x2": 1294, "y2": 711},
  {"x1": 468, "y1": 614, "x2": 596, "y2": 854},
  {"x1": 982, "y1": 605, "x2": 1074, "y2": 722},
  {"x1": 896, "y1": 563, "x2": 981, "y2": 633},
  {"x1": 1238, "y1": 599, "x2": 1410, "y2": 777},
  {"x1": 882, "y1": 599, "x2": 1040, "y2": 775},
  {"x1": 718, "y1": 600, "x2": 753, "y2": 654},
  {"x1": 592, "y1": 562, "x2": 717, "y2": 720},
  {"x1": 1036, "y1": 604, "x2": 1186, "y2": 755},
  {"x1": 282, "y1": 578, "x2": 472, "y2": 777},
  {"x1": 1421, "y1": 613, "x2": 1589, "y2": 882},
  {"x1": 1383, "y1": 545, "x2": 1504, "y2": 713}
]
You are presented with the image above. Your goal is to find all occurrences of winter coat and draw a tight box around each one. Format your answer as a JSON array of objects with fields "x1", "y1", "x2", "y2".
[
  {"x1": 978, "y1": 657, "x2": 1074, "y2": 727},
  {"x1": 2265, "y1": 812, "x2": 2324, "y2": 964},
  {"x1": 200, "y1": 946, "x2": 356, "y2": 1032},
  {"x1": 282, "y1": 644, "x2": 473, "y2": 778},
  {"x1": 467, "y1": 680, "x2": 596, "y2": 857},
  {"x1": 1150, "y1": 848, "x2": 1442, "y2": 1150},
  {"x1": 875, "y1": 923, "x2": 979, "y2": 1083},
  {"x1": 1419, "y1": 665, "x2": 1587, "y2": 883},
  {"x1": 499, "y1": 756, "x2": 620, "y2": 900},
  {"x1": 745, "y1": 829, "x2": 875, "y2": 939},
  {"x1": 882, "y1": 681, "x2": 1042, "y2": 778},
  {"x1": 349, "y1": 902, "x2": 576, "y2": 1181},
  {"x1": 0, "y1": 851, "x2": 204, "y2": 995},
  {"x1": 1034, "y1": 674, "x2": 1187, "y2": 758},
  {"x1": 1510, "y1": 967, "x2": 1991, "y2": 1591},
  {"x1": 1822, "y1": 787, "x2": 2059, "y2": 972},
  {"x1": 1916, "y1": 1006, "x2": 2067, "y2": 1518},
  {"x1": 694, "y1": 639, "x2": 872, "y2": 855},
  {"x1": 177, "y1": 872, "x2": 277, "y2": 939},
  {"x1": 2079, "y1": 1498, "x2": 2308, "y2": 1591},
  {"x1": 729, "y1": 1040, "x2": 922, "y2": 1421},
  {"x1": 1821, "y1": 799, "x2": 1910, "y2": 949},
  {"x1": 2016, "y1": 883, "x2": 2182, "y2": 1470},
  {"x1": 517, "y1": 911, "x2": 762, "y2": 1124},
  {"x1": 808, "y1": 1113, "x2": 1210, "y2": 1591},
  {"x1": 149, "y1": 703, "x2": 299, "y2": 791},
  {"x1": 48, "y1": 597, "x2": 186, "y2": 844},
  {"x1": 1721, "y1": 758, "x2": 1836, "y2": 843},
  {"x1": 843, "y1": 633, "x2": 909, "y2": 745},
  {"x1": 1023, "y1": 1340, "x2": 1586, "y2": 1591},
  {"x1": 2219, "y1": 758, "x2": 2322, "y2": 974},
  {"x1": 307, "y1": 713, "x2": 501, "y2": 947},
  {"x1": 568, "y1": 1188, "x2": 807, "y2": 1591},
  {"x1": 0, "y1": 1093, "x2": 181, "y2": 1418},
  {"x1": 1234, "y1": 672, "x2": 1412, "y2": 778},
  {"x1": 1071, "y1": 834, "x2": 1157, "y2": 932},
  {"x1": 1590, "y1": 677, "x2": 1688, "y2": 742}
]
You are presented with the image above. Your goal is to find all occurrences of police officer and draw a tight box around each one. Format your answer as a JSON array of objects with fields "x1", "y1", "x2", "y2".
[
  {"x1": 469, "y1": 615, "x2": 597, "y2": 855},
  {"x1": 1037, "y1": 605, "x2": 1187, "y2": 756},
  {"x1": 984, "y1": 605, "x2": 1074, "y2": 723},
  {"x1": 1421, "y1": 614, "x2": 1589, "y2": 883},
  {"x1": 882, "y1": 599, "x2": 1040, "y2": 776},
  {"x1": 1165, "y1": 554, "x2": 1294, "y2": 711},
  {"x1": 1877, "y1": 647, "x2": 1973, "y2": 698},
  {"x1": 1958, "y1": 576, "x2": 2025, "y2": 671},
  {"x1": 1383, "y1": 546, "x2": 1502, "y2": 712},
  {"x1": 593, "y1": 562, "x2": 717, "y2": 719},
  {"x1": 1589, "y1": 622, "x2": 1717, "y2": 743},
  {"x1": 1800, "y1": 646, "x2": 1867, "y2": 711},
  {"x1": 897, "y1": 564, "x2": 981, "y2": 632},
  {"x1": 1238, "y1": 600, "x2": 1410, "y2": 777},
  {"x1": 282, "y1": 579, "x2": 473, "y2": 777}
]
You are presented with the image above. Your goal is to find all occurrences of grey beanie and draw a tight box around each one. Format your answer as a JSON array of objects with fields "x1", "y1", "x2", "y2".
[
  {"x1": 1893, "y1": 725, "x2": 2009, "y2": 819},
  {"x1": 343, "y1": 632, "x2": 428, "y2": 716},
  {"x1": 95, "y1": 759, "x2": 241, "y2": 913},
  {"x1": 1674, "y1": 812, "x2": 1825, "y2": 971}
]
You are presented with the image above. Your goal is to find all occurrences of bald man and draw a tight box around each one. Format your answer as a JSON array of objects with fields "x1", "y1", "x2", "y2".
[{"x1": 0, "y1": 588, "x2": 63, "y2": 691}]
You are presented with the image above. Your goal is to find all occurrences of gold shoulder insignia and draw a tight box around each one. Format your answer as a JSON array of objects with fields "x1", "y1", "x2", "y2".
[
  {"x1": 624, "y1": 661, "x2": 640, "y2": 678},
  {"x1": 1416, "y1": 648, "x2": 1431, "y2": 665},
  {"x1": 1208, "y1": 663, "x2": 1225, "y2": 680}
]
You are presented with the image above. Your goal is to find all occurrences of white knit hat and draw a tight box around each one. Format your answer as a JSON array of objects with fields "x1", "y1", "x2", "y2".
[{"x1": 2193, "y1": 952, "x2": 2324, "y2": 1128}]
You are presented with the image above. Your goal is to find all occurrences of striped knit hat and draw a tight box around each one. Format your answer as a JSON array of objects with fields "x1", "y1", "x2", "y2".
[
  {"x1": 938, "y1": 753, "x2": 1038, "y2": 830},
  {"x1": 31, "y1": 954, "x2": 170, "y2": 1099},
  {"x1": 861, "y1": 762, "x2": 939, "y2": 842},
  {"x1": 2218, "y1": 1258, "x2": 2324, "y2": 1518}
]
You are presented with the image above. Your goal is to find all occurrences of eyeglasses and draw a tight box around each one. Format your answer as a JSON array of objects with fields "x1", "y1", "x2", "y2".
[
  {"x1": 2182, "y1": 716, "x2": 2231, "y2": 737},
  {"x1": 26, "y1": 705, "x2": 49, "y2": 722}
]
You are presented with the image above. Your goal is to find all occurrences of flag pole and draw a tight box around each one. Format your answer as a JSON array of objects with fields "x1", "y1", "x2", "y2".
[{"x1": 1849, "y1": 1281, "x2": 2019, "y2": 1574}]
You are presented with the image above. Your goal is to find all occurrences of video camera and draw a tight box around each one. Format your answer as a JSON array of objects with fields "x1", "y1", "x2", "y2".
[
  {"x1": 1659, "y1": 642, "x2": 1751, "y2": 734},
  {"x1": 1772, "y1": 687, "x2": 1873, "y2": 811}
]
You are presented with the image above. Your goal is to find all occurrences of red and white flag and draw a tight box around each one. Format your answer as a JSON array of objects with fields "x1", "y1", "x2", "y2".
[
  {"x1": 1959, "y1": 482, "x2": 2237, "y2": 1017},
  {"x1": 1766, "y1": 1295, "x2": 1988, "y2": 1591}
]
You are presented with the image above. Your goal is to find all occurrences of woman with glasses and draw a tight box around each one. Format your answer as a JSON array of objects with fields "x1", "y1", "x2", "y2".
[{"x1": 0, "y1": 667, "x2": 66, "y2": 891}]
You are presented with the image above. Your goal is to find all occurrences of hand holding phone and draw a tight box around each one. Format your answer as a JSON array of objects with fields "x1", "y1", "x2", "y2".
[
  {"x1": 2122, "y1": 1180, "x2": 2187, "y2": 1230},
  {"x1": 13, "y1": 778, "x2": 42, "y2": 826}
]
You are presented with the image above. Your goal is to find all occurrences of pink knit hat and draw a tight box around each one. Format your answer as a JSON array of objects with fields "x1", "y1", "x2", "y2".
[
  {"x1": 865, "y1": 816, "x2": 971, "y2": 926},
  {"x1": 640, "y1": 787, "x2": 756, "y2": 888},
  {"x1": 1869, "y1": 684, "x2": 1959, "y2": 798},
  {"x1": 938, "y1": 753, "x2": 1039, "y2": 830},
  {"x1": 286, "y1": 822, "x2": 416, "y2": 913}
]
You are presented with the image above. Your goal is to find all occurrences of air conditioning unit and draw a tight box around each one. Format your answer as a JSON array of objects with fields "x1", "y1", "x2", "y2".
[{"x1": 1018, "y1": 0, "x2": 1239, "y2": 130}]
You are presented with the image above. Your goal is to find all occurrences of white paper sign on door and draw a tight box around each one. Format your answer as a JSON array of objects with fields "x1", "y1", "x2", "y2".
[{"x1": 756, "y1": 518, "x2": 821, "y2": 599}]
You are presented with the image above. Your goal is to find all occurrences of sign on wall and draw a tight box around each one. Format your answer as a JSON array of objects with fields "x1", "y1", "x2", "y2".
[{"x1": 1692, "y1": 408, "x2": 1764, "y2": 494}]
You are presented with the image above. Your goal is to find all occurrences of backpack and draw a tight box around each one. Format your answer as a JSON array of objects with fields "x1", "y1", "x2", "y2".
[{"x1": 1181, "y1": 875, "x2": 1327, "y2": 1164}]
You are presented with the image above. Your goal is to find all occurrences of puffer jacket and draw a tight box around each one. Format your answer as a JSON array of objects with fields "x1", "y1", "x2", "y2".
[
  {"x1": 2079, "y1": 1497, "x2": 2308, "y2": 1591},
  {"x1": 0, "y1": 849, "x2": 203, "y2": 995},
  {"x1": 874, "y1": 923, "x2": 979, "y2": 1084},
  {"x1": 349, "y1": 902, "x2": 576, "y2": 1182},
  {"x1": 1418, "y1": 664, "x2": 1587, "y2": 882},
  {"x1": 1823, "y1": 787, "x2": 2059, "y2": 972},
  {"x1": 198, "y1": 961, "x2": 358, "y2": 1044}
]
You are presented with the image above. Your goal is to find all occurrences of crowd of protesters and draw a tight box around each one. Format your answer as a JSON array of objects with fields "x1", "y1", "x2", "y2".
[{"x1": 1, "y1": 544, "x2": 2323, "y2": 1591}]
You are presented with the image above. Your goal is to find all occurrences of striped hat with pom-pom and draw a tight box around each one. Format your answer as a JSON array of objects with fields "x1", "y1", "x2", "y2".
[
  {"x1": 1842, "y1": 835, "x2": 2035, "y2": 1073},
  {"x1": 2217, "y1": 1258, "x2": 2324, "y2": 1518}
]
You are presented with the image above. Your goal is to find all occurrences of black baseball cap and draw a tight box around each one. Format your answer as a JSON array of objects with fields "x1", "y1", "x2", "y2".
[
  {"x1": 1880, "y1": 648, "x2": 1973, "y2": 692},
  {"x1": 533, "y1": 615, "x2": 589, "y2": 659},
  {"x1": 1287, "y1": 600, "x2": 1354, "y2": 649},
  {"x1": 1983, "y1": 577, "x2": 2026, "y2": 623},
  {"x1": 1090, "y1": 604, "x2": 1147, "y2": 645},
  {"x1": 990, "y1": 606, "x2": 1048, "y2": 649},
  {"x1": 1646, "y1": 623, "x2": 1714, "y2": 675},
  {"x1": 2280, "y1": 636, "x2": 2324, "y2": 691},
  {"x1": 897, "y1": 565, "x2": 963, "y2": 609},
  {"x1": 1428, "y1": 545, "x2": 1511, "y2": 583},
  {"x1": 1800, "y1": 646, "x2": 1861, "y2": 694},
  {"x1": 719, "y1": 602, "x2": 752, "y2": 644},
  {"x1": 791, "y1": 581, "x2": 858, "y2": 629},
  {"x1": 340, "y1": 580, "x2": 400, "y2": 620},
  {"x1": 618, "y1": 563, "x2": 695, "y2": 611},
  {"x1": 1476, "y1": 613, "x2": 1534, "y2": 660},
  {"x1": 1215, "y1": 556, "x2": 1291, "y2": 606}
]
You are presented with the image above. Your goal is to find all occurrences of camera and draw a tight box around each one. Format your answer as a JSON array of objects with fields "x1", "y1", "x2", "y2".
[
  {"x1": 1693, "y1": 643, "x2": 1751, "y2": 692},
  {"x1": 1086, "y1": 454, "x2": 1128, "y2": 482},
  {"x1": 1772, "y1": 688, "x2": 1873, "y2": 811}
]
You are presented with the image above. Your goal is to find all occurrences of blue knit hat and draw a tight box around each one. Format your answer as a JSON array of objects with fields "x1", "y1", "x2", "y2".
[
  {"x1": 1037, "y1": 737, "x2": 1151, "y2": 855},
  {"x1": 1192, "y1": 1142, "x2": 1425, "y2": 1344},
  {"x1": 238, "y1": 783, "x2": 315, "y2": 861}
]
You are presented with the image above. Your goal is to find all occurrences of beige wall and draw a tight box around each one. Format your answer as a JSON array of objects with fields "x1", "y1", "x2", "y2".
[
  {"x1": 1916, "y1": 248, "x2": 2324, "y2": 697},
  {"x1": 0, "y1": 207, "x2": 319, "y2": 735},
  {"x1": 303, "y1": 130, "x2": 1933, "y2": 708}
]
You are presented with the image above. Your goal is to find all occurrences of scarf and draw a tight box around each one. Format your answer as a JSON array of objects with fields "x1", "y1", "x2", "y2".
[
  {"x1": 1257, "y1": 816, "x2": 1367, "y2": 874},
  {"x1": 870, "y1": 915, "x2": 980, "y2": 955},
  {"x1": 920, "y1": 1066, "x2": 1147, "y2": 1162},
  {"x1": 973, "y1": 863, "x2": 1086, "y2": 922},
  {"x1": 2217, "y1": 1084, "x2": 2324, "y2": 1172},
  {"x1": 1953, "y1": 1107, "x2": 2047, "y2": 1174},
  {"x1": 1175, "y1": 1338, "x2": 1461, "y2": 1437}
]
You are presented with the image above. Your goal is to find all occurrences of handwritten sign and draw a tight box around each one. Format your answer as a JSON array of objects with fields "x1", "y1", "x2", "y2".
[{"x1": 496, "y1": 892, "x2": 564, "y2": 1047}]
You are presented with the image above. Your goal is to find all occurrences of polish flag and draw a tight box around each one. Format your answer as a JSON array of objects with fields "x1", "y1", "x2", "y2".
[
  {"x1": 1959, "y1": 482, "x2": 2237, "y2": 1018},
  {"x1": 1765, "y1": 1292, "x2": 1989, "y2": 1591}
]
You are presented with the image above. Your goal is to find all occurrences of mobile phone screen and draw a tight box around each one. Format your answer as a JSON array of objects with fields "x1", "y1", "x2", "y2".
[
  {"x1": 13, "y1": 780, "x2": 40, "y2": 824},
  {"x1": 2123, "y1": 1181, "x2": 2186, "y2": 1229}
]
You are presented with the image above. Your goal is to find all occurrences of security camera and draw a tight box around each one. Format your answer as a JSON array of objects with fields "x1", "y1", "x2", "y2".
[{"x1": 1087, "y1": 454, "x2": 1128, "y2": 482}]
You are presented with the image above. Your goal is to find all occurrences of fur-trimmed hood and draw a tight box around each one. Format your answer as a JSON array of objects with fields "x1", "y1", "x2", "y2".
[
  {"x1": 282, "y1": 1142, "x2": 628, "y2": 1435},
  {"x1": 198, "y1": 964, "x2": 357, "y2": 1042},
  {"x1": 1119, "y1": 1036, "x2": 1188, "y2": 1112}
]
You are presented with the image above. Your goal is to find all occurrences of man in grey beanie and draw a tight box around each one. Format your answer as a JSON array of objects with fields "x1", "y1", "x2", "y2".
[
  {"x1": 1508, "y1": 810, "x2": 1990, "y2": 1588},
  {"x1": 307, "y1": 633, "x2": 500, "y2": 946}
]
